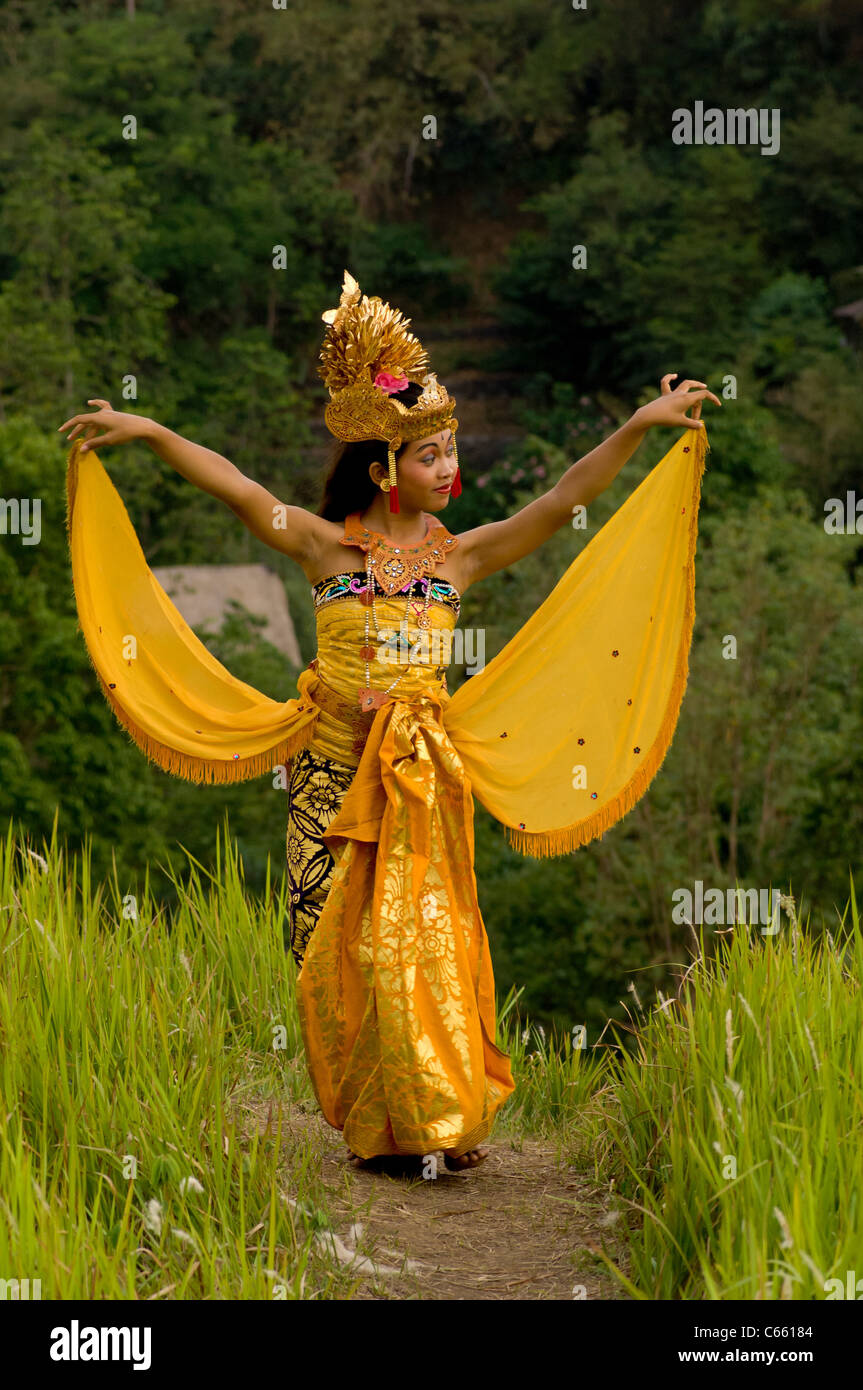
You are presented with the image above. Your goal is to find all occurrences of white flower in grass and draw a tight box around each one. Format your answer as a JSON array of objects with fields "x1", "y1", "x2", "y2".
[
  {"x1": 33, "y1": 919, "x2": 59, "y2": 959},
  {"x1": 179, "y1": 1175, "x2": 204, "y2": 1196},
  {"x1": 143, "y1": 1199, "x2": 163, "y2": 1236},
  {"x1": 773, "y1": 1207, "x2": 794, "y2": 1250}
]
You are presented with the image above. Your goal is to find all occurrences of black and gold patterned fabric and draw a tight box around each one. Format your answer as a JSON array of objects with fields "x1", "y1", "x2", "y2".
[
  {"x1": 286, "y1": 745, "x2": 356, "y2": 966},
  {"x1": 311, "y1": 568, "x2": 460, "y2": 618}
]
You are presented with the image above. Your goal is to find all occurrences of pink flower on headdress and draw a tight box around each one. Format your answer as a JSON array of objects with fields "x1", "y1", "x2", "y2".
[{"x1": 374, "y1": 370, "x2": 409, "y2": 395}]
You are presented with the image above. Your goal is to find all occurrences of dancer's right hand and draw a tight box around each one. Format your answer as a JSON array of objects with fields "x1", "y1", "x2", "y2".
[{"x1": 58, "y1": 399, "x2": 155, "y2": 452}]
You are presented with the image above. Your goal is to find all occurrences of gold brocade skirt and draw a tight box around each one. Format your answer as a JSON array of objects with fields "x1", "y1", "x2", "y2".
[{"x1": 288, "y1": 674, "x2": 516, "y2": 1160}]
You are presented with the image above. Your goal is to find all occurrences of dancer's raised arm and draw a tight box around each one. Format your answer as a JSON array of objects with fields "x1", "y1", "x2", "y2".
[
  {"x1": 457, "y1": 375, "x2": 720, "y2": 588},
  {"x1": 58, "y1": 399, "x2": 332, "y2": 566}
]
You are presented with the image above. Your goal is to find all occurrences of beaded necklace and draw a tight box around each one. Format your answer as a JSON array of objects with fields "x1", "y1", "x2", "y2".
[
  {"x1": 357, "y1": 549, "x2": 434, "y2": 710},
  {"x1": 339, "y1": 511, "x2": 460, "y2": 713}
]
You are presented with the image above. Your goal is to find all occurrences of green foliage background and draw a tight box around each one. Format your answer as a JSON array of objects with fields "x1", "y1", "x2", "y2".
[{"x1": 1, "y1": 0, "x2": 861, "y2": 1035}]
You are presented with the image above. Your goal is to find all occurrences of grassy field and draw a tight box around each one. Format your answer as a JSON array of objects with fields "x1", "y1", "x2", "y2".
[
  {"x1": 1, "y1": 817, "x2": 858, "y2": 1300},
  {"x1": 582, "y1": 886, "x2": 863, "y2": 1300}
]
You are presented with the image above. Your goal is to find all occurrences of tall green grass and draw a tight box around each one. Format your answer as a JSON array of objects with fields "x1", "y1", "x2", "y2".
[
  {"x1": 1, "y1": 815, "x2": 585, "y2": 1300},
  {"x1": 0, "y1": 815, "x2": 365, "y2": 1299},
  {"x1": 3, "y1": 814, "x2": 858, "y2": 1301},
  {"x1": 574, "y1": 885, "x2": 863, "y2": 1299},
  {"x1": 495, "y1": 991, "x2": 609, "y2": 1159}
]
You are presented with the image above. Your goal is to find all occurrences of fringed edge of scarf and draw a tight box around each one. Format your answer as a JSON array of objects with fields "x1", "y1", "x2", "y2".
[
  {"x1": 64, "y1": 442, "x2": 320, "y2": 784},
  {"x1": 503, "y1": 429, "x2": 709, "y2": 859},
  {"x1": 65, "y1": 440, "x2": 81, "y2": 537},
  {"x1": 91, "y1": 659, "x2": 320, "y2": 783}
]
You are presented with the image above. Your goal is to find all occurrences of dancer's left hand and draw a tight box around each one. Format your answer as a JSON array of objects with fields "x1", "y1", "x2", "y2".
[{"x1": 633, "y1": 375, "x2": 721, "y2": 430}]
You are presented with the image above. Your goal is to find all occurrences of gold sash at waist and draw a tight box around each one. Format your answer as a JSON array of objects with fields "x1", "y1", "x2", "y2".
[
  {"x1": 298, "y1": 659, "x2": 449, "y2": 766},
  {"x1": 305, "y1": 662, "x2": 376, "y2": 728},
  {"x1": 296, "y1": 683, "x2": 515, "y2": 1157},
  {"x1": 303, "y1": 661, "x2": 376, "y2": 763}
]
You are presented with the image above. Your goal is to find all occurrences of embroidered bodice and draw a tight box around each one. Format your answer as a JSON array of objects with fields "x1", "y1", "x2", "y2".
[
  {"x1": 312, "y1": 568, "x2": 460, "y2": 617},
  {"x1": 305, "y1": 514, "x2": 462, "y2": 766}
]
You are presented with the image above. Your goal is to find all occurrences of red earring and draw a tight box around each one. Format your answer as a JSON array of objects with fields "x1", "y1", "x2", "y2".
[
  {"x1": 388, "y1": 483, "x2": 400, "y2": 513},
  {"x1": 449, "y1": 433, "x2": 462, "y2": 497}
]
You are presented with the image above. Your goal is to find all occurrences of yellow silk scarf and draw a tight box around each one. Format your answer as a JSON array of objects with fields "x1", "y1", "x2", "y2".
[
  {"x1": 444, "y1": 427, "x2": 709, "y2": 854},
  {"x1": 64, "y1": 426, "x2": 708, "y2": 857},
  {"x1": 65, "y1": 441, "x2": 322, "y2": 781}
]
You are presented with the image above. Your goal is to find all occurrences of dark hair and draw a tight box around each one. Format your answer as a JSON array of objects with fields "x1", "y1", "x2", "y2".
[{"x1": 316, "y1": 381, "x2": 425, "y2": 522}]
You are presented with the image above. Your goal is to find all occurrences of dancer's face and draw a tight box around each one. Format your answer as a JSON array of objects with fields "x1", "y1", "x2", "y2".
[{"x1": 386, "y1": 430, "x2": 458, "y2": 512}]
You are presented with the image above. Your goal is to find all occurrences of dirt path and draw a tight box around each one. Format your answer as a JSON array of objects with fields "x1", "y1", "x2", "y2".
[{"x1": 246, "y1": 1098, "x2": 630, "y2": 1301}]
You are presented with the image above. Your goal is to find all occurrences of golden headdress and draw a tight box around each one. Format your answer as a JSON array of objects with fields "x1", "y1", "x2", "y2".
[{"x1": 318, "y1": 270, "x2": 459, "y2": 511}]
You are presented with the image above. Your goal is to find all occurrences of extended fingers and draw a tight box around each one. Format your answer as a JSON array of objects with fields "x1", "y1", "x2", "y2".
[
  {"x1": 58, "y1": 413, "x2": 86, "y2": 433},
  {"x1": 661, "y1": 374, "x2": 716, "y2": 400},
  {"x1": 677, "y1": 387, "x2": 721, "y2": 408},
  {"x1": 58, "y1": 411, "x2": 101, "y2": 437},
  {"x1": 79, "y1": 432, "x2": 117, "y2": 451},
  {"x1": 58, "y1": 401, "x2": 112, "y2": 434},
  {"x1": 66, "y1": 419, "x2": 102, "y2": 441}
]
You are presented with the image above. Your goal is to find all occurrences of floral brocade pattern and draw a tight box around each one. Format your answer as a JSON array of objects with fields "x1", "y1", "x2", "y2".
[
  {"x1": 286, "y1": 747, "x2": 356, "y2": 966},
  {"x1": 295, "y1": 690, "x2": 515, "y2": 1160}
]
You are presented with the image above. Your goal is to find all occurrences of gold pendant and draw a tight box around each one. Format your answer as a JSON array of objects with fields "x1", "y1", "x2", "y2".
[{"x1": 358, "y1": 688, "x2": 388, "y2": 711}]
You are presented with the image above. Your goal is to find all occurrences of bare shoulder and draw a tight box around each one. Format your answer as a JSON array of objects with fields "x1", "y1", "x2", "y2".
[
  {"x1": 447, "y1": 520, "x2": 489, "y2": 590},
  {"x1": 427, "y1": 513, "x2": 476, "y2": 595}
]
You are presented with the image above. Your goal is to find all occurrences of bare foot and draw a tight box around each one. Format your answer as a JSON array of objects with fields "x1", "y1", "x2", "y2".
[
  {"x1": 344, "y1": 1147, "x2": 419, "y2": 1172},
  {"x1": 443, "y1": 1145, "x2": 490, "y2": 1172},
  {"x1": 345, "y1": 1144, "x2": 488, "y2": 1174}
]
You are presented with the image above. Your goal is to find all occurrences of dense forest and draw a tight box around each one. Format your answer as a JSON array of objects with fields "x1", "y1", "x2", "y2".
[{"x1": 1, "y1": 0, "x2": 861, "y2": 1033}]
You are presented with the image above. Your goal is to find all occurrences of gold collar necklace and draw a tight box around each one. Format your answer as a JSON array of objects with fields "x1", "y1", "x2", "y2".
[
  {"x1": 339, "y1": 511, "x2": 460, "y2": 712},
  {"x1": 339, "y1": 511, "x2": 459, "y2": 596}
]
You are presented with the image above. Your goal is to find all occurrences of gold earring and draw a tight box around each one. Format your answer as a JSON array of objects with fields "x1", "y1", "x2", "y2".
[{"x1": 386, "y1": 444, "x2": 400, "y2": 513}]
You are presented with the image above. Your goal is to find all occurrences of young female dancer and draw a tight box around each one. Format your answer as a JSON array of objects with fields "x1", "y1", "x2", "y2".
[{"x1": 61, "y1": 271, "x2": 718, "y2": 1173}]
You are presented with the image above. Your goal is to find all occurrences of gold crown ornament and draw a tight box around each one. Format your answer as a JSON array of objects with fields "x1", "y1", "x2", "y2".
[{"x1": 318, "y1": 270, "x2": 460, "y2": 511}]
